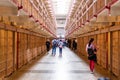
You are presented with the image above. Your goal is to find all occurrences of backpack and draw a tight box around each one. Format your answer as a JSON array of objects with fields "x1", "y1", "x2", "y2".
[
  {"x1": 59, "y1": 41, "x2": 63, "y2": 48},
  {"x1": 53, "y1": 40, "x2": 57, "y2": 46},
  {"x1": 87, "y1": 44, "x2": 94, "y2": 55},
  {"x1": 87, "y1": 44, "x2": 96, "y2": 60},
  {"x1": 87, "y1": 48, "x2": 94, "y2": 55}
]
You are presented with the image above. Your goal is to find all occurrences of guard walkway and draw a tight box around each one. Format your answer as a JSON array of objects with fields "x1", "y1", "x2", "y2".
[{"x1": 7, "y1": 47, "x2": 117, "y2": 80}]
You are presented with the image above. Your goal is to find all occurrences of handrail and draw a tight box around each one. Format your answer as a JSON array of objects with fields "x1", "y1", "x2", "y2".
[
  {"x1": 67, "y1": 0, "x2": 94, "y2": 34},
  {"x1": 32, "y1": 0, "x2": 56, "y2": 36},
  {"x1": 10, "y1": 0, "x2": 56, "y2": 37},
  {"x1": 66, "y1": 0, "x2": 119, "y2": 37}
]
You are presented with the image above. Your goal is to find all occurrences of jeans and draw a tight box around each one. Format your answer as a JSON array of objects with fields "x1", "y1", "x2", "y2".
[
  {"x1": 59, "y1": 47, "x2": 62, "y2": 54},
  {"x1": 52, "y1": 46, "x2": 56, "y2": 55}
]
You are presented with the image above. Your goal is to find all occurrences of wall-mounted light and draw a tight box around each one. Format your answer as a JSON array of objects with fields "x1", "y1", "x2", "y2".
[
  {"x1": 93, "y1": 15, "x2": 97, "y2": 18},
  {"x1": 105, "y1": 6, "x2": 111, "y2": 16},
  {"x1": 35, "y1": 20, "x2": 39, "y2": 23},
  {"x1": 82, "y1": 23, "x2": 85, "y2": 26},
  {"x1": 17, "y1": 5, "x2": 23, "y2": 16},
  {"x1": 87, "y1": 20, "x2": 90, "y2": 22},
  {"x1": 18, "y1": 6, "x2": 23, "y2": 10},
  {"x1": 29, "y1": 15, "x2": 33, "y2": 18},
  {"x1": 40, "y1": 22, "x2": 42, "y2": 25},
  {"x1": 85, "y1": 20, "x2": 90, "y2": 25},
  {"x1": 29, "y1": 15, "x2": 35, "y2": 21}
]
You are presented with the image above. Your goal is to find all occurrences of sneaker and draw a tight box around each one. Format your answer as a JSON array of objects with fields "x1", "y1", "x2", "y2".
[
  {"x1": 53, "y1": 54, "x2": 56, "y2": 56},
  {"x1": 59, "y1": 54, "x2": 62, "y2": 56},
  {"x1": 91, "y1": 72, "x2": 94, "y2": 74}
]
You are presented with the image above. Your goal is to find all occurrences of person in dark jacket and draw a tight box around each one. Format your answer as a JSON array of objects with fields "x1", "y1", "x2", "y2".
[
  {"x1": 46, "y1": 39, "x2": 50, "y2": 53},
  {"x1": 67, "y1": 39, "x2": 71, "y2": 48},
  {"x1": 72, "y1": 39, "x2": 77, "y2": 51}
]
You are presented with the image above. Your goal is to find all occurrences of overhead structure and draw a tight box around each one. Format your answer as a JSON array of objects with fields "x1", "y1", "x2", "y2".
[
  {"x1": 65, "y1": 0, "x2": 120, "y2": 38},
  {"x1": 51, "y1": 0, "x2": 73, "y2": 38},
  {"x1": 0, "y1": 0, "x2": 57, "y2": 38}
]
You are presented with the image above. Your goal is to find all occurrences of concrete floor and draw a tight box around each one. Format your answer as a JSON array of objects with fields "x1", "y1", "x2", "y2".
[{"x1": 7, "y1": 47, "x2": 118, "y2": 80}]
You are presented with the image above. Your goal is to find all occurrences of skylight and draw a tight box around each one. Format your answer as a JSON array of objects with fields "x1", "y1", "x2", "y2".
[{"x1": 51, "y1": 0, "x2": 73, "y2": 16}]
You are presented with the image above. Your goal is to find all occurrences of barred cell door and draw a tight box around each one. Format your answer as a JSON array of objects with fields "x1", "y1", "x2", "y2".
[
  {"x1": 111, "y1": 31, "x2": 120, "y2": 76},
  {"x1": 0, "y1": 30, "x2": 14, "y2": 77},
  {"x1": 6, "y1": 30, "x2": 14, "y2": 76}
]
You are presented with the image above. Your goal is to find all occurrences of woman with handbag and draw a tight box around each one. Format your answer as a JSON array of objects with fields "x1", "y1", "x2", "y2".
[{"x1": 86, "y1": 38, "x2": 97, "y2": 73}]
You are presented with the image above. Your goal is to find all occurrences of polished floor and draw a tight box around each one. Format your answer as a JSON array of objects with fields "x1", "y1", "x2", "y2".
[{"x1": 7, "y1": 47, "x2": 118, "y2": 80}]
